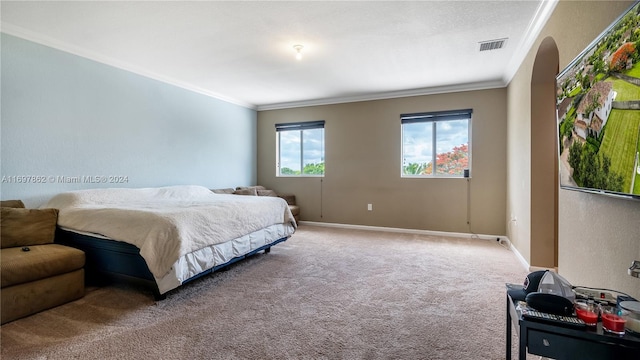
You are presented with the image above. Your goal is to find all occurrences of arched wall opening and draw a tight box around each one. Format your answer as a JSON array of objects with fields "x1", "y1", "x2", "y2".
[{"x1": 530, "y1": 36, "x2": 560, "y2": 269}]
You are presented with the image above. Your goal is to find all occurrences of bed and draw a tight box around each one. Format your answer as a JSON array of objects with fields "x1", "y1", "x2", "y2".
[{"x1": 45, "y1": 185, "x2": 297, "y2": 299}]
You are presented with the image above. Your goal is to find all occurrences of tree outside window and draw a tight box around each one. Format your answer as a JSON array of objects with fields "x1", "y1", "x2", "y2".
[{"x1": 276, "y1": 121, "x2": 325, "y2": 176}]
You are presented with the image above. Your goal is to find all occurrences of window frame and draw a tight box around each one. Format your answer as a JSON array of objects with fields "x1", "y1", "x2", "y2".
[
  {"x1": 275, "y1": 120, "x2": 325, "y2": 177},
  {"x1": 400, "y1": 109, "x2": 472, "y2": 178}
]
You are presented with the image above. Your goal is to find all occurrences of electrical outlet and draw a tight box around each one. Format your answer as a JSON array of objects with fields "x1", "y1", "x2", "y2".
[{"x1": 367, "y1": 204, "x2": 372, "y2": 211}]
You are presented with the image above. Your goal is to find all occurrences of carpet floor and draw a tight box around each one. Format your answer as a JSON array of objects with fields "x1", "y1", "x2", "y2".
[{"x1": 1, "y1": 225, "x2": 530, "y2": 359}]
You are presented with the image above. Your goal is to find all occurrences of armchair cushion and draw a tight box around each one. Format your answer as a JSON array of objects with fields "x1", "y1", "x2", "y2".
[
  {"x1": 0, "y1": 200, "x2": 25, "y2": 208},
  {"x1": 1, "y1": 244, "x2": 85, "y2": 288},
  {"x1": 0, "y1": 208, "x2": 59, "y2": 248},
  {"x1": 234, "y1": 188, "x2": 258, "y2": 196},
  {"x1": 277, "y1": 194, "x2": 297, "y2": 206},
  {"x1": 257, "y1": 189, "x2": 278, "y2": 197}
]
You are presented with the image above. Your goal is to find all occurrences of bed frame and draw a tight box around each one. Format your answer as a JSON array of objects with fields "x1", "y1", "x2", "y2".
[{"x1": 55, "y1": 228, "x2": 288, "y2": 300}]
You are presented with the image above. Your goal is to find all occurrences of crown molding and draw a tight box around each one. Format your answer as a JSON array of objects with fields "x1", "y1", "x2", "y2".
[
  {"x1": 256, "y1": 79, "x2": 507, "y2": 111},
  {"x1": 503, "y1": 0, "x2": 558, "y2": 85},
  {"x1": 0, "y1": 24, "x2": 257, "y2": 110}
]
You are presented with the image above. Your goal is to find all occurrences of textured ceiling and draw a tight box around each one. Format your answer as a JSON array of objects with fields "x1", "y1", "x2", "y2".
[{"x1": 0, "y1": 1, "x2": 557, "y2": 110}]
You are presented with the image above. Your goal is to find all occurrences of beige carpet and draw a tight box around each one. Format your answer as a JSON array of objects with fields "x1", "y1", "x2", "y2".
[{"x1": 1, "y1": 225, "x2": 529, "y2": 359}]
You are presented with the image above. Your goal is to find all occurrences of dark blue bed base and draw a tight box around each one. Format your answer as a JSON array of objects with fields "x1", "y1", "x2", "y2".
[{"x1": 55, "y1": 228, "x2": 289, "y2": 300}]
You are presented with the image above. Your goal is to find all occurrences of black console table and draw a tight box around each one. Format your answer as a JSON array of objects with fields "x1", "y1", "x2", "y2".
[{"x1": 506, "y1": 285, "x2": 640, "y2": 359}]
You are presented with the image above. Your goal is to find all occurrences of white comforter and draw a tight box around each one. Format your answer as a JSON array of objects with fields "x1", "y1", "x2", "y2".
[{"x1": 45, "y1": 185, "x2": 296, "y2": 279}]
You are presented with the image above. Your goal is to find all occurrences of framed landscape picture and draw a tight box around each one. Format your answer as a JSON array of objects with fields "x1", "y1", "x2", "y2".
[{"x1": 556, "y1": 1, "x2": 640, "y2": 200}]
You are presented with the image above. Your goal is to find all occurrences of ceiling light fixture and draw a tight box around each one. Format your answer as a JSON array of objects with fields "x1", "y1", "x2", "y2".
[{"x1": 293, "y1": 44, "x2": 304, "y2": 60}]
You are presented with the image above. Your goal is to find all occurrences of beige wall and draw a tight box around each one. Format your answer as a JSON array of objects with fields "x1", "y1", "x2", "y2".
[
  {"x1": 258, "y1": 89, "x2": 507, "y2": 235},
  {"x1": 508, "y1": 0, "x2": 640, "y2": 299}
]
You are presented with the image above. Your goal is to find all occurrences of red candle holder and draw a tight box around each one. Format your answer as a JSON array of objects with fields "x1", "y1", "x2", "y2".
[
  {"x1": 576, "y1": 308, "x2": 598, "y2": 326},
  {"x1": 602, "y1": 313, "x2": 626, "y2": 335}
]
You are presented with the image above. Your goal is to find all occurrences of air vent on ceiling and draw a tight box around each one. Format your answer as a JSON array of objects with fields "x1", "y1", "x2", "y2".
[{"x1": 479, "y1": 38, "x2": 507, "y2": 52}]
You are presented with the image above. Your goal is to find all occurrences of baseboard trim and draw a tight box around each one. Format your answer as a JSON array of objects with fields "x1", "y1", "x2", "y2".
[
  {"x1": 501, "y1": 242, "x2": 557, "y2": 273},
  {"x1": 299, "y1": 221, "x2": 500, "y2": 242},
  {"x1": 509, "y1": 243, "x2": 530, "y2": 272}
]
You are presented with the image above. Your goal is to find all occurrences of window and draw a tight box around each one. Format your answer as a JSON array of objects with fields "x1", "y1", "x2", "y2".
[
  {"x1": 276, "y1": 120, "x2": 325, "y2": 176},
  {"x1": 401, "y1": 109, "x2": 471, "y2": 177}
]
